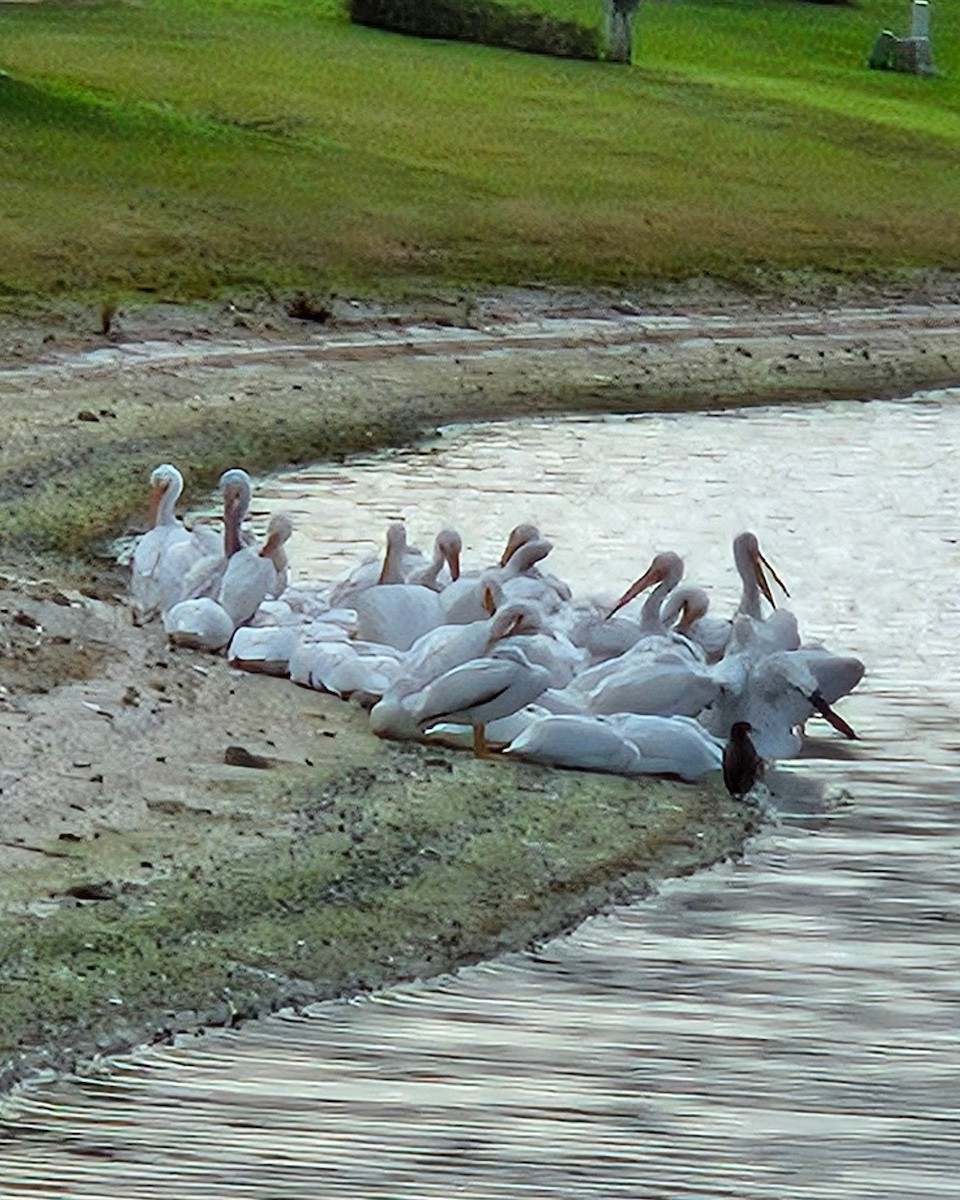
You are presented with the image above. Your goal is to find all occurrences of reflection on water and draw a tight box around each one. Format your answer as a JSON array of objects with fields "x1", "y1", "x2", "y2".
[{"x1": 4, "y1": 393, "x2": 960, "y2": 1196}]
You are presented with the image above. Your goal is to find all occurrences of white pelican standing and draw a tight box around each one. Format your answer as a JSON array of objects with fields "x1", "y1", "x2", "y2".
[
  {"x1": 130, "y1": 464, "x2": 193, "y2": 624},
  {"x1": 733, "y1": 531, "x2": 791, "y2": 621},
  {"x1": 412, "y1": 644, "x2": 552, "y2": 757},
  {"x1": 369, "y1": 602, "x2": 547, "y2": 740},
  {"x1": 169, "y1": 468, "x2": 254, "y2": 606}
]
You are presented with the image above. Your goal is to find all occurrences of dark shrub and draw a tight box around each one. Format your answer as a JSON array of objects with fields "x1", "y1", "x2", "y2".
[{"x1": 349, "y1": 0, "x2": 601, "y2": 61}]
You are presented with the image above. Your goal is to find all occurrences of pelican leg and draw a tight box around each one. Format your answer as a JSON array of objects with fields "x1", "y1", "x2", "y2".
[{"x1": 472, "y1": 724, "x2": 496, "y2": 758}]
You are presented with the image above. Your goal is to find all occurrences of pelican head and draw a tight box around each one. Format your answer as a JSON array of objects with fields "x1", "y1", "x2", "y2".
[
  {"x1": 733, "y1": 531, "x2": 789, "y2": 610},
  {"x1": 500, "y1": 523, "x2": 540, "y2": 567},
  {"x1": 487, "y1": 602, "x2": 543, "y2": 644},
  {"x1": 436, "y1": 528, "x2": 462, "y2": 581},
  {"x1": 505, "y1": 538, "x2": 553, "y2": 576},
  {"x1": 147, "y1": 463, "x2": 183, "y2": 526},
  {"x1": 259, "y1": 512, "x2": 294, "y2": 562},
  {"x1": 219, "y1": 468, "x2": 253, "y2": 518},
  {"x1": 606, "y1": 551, "x2": 684, "y2": 620},
  {"x1": 379, "y1": 522, "x2": 409, "y2": 584}
]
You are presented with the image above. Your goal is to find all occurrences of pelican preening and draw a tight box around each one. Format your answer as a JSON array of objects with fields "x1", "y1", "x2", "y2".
[{"x1": 129, "y1": 466, "x2": 863, "y2": 783}]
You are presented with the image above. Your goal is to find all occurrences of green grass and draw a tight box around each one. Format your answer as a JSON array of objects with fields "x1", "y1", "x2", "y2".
[{"x1": 0, "y1": 0, "x2": 958, "y2": 303}]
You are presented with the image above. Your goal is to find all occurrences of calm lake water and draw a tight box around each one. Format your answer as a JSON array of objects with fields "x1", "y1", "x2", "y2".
[{"x1": 3, "y1": 394, "x2": 960, "y2": 1196}]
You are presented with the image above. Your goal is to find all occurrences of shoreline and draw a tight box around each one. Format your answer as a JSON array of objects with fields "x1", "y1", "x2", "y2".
[{"x1": 0, "y1": 289, "x2": 957, "y2": 1100}]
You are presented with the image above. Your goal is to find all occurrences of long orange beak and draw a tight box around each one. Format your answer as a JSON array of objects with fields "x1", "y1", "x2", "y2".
[
  {"x1": 222, "y1": 489, "x2": 243, "y2": 557},
  {"x1": 677, "y1": 599, "x2": 695, "y2": 635},
  {"x1": 809, "y1": 690, "x2": 857, "y2": 740},
  {"x1": 488, "y1": 610, "x2": 524, "y2": 644},
  {"x1": 147, "y1": 481, "x2": 166, "y2": 527},
  {"x1": 754, "y1": 550, "x2": 790, "y2": 609},
  {"x1": 606, "y1": 563, "x2": 661, "y2": 620},
  {"x1": 482, "y1": 586, "x2": 498, "y2": 615},
  {"x1": 446, "y1": 547, "x2": 461, "y2": 582},
  {"x1": 499, "y1": 527, "x2": 528, "y2": 568},
  {"x1": 377, "y1": 540, "x2": 395, "y2": 585}
]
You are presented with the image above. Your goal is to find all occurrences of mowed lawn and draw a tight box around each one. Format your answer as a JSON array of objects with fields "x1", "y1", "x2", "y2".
[{"x1": 0, "y1": 0, "x2": 958, "y2": 302}]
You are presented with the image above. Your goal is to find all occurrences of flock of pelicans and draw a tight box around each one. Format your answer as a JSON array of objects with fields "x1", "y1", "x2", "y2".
[{"x1": 130, "y1": 463, "x2": 865, "y2": 796}]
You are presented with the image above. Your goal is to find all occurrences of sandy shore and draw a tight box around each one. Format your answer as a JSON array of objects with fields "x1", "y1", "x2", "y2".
[{"x1": 0, "y1": 288, "x2": 957, "y2": 1094}]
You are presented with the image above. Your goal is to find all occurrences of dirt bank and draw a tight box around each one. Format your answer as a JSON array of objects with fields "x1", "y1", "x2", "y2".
[{"x1": 0, "y1": 287, "x2": 957, "y2": 1095}]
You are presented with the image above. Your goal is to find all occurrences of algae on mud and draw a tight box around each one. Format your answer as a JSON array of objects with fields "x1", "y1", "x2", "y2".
[{"x1": 0, "y1": 741, "x2": 757, "y2": 1094}]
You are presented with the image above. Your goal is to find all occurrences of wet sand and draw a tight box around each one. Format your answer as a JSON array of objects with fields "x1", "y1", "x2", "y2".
[{"x1": 0, "y1": 287, "x2": 957, "y2": 1095}]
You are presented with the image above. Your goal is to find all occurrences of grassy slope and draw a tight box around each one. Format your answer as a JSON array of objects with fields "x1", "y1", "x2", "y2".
[{"x1": 0, "y1": 0, "x2": 958, "y2": 302}]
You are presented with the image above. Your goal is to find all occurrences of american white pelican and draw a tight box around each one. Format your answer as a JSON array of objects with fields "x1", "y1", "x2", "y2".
[
  {"x1": 440, "y1": 537, "x2": 561, "y2": 625},
  {"x1": 603, "y1": 713, "x2": 724, "y2": 780},
  {"x1": 505, "y1": 714, "x2": 644, "y2": 775},
  {"x1": 661, "y1": 586, "x2": 732, "y2": 664},
  {"x1": 290, "y1": 636, "x2": 402, "y2": 703},
  {"x1": 170, "y1": 468, "x2": 254, "y2": 606},
  {"x1": 500, "y1": 524, "x2": 572, "y2": 601},
  {"x1": 569, "y1": 611, "x2": 644, "y2": 664},
  {"x1": 703, "y1": 647, "x2": 858, "y2": 760},
  {"x1": 497, "y1": 538, "x2": 571, "y2": 613},
  {"x1": 163, "y1": 597, "x2": 234, "y2": 651},
  {"x1": 413, "y1": 644, "x2": 552, "y2": 756},
  {"x1": 369, "y1": 602, "x2": 547, "y2": 740},
  {"x1": 354, "y1": 584, "x2": 445, "y2": 651},
  {"x1": 406, "y1": 528, "x2": 462, "y2": 589},
  {"x1": 218, "y1": 512, "x2": 294, "y2": 626},
  {"x1": 583, "y1": 658, "x2": 719, "y2": 718},
  {"x1": 228, "y1": 624, "x2": 303, "y2": 676},
  {"x1": 733, "y1": 531, "x2": 790, "y2": 620},
  {"x1": 795, "y1": 646, "x2": 865, "y2": 705},
  {"x1": 571, "y1": 554, "x2": 705, "y2": 713},
  {"x1": 329, "y1": 522, "x2": 423, "y2": 607},
  {"x1": 130, "y1": 464, "x2": 193, "y2": 624},
  {"x1": 423, "y1": 704, "x2": 547, "y2": 752},
  {"x1": 605, "y1": 550, "x2": 686, "y2": 636},
  {"x1": 439, "y1": 569, "x2": 499, "y2": 625},
  {"x1": 499, "y1": 522, "x2": 540, "y2": 567}
]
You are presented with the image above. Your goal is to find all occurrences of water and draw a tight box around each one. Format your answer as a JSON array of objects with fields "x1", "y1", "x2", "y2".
[{"x1": 3, "y1": 394, "x2": 960, "y2": 1196}]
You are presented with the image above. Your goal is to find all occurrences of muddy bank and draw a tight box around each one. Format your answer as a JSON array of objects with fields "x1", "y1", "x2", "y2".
[
  {"x1": 0, "y1": 570, "x2": 760, "y2": 1093},
  {"x1": 1, "y1": 288, "x2": 958, "y2": 580},
  {"x1": 0, "y1": 288, "x2": 956, "y2": 1096}
]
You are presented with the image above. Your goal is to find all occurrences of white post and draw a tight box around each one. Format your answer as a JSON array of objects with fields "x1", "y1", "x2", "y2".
[{"x1": 911, "y1": 0, "x2": 930, "y2": 40}]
